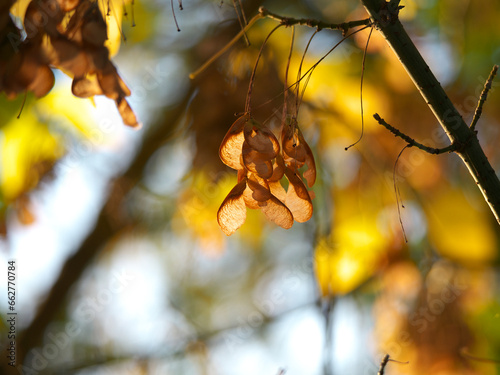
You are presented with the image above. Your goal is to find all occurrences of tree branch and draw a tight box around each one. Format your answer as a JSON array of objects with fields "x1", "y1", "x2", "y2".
[
  {"x1": 362, "y1": 0, "x2": 500, "y2": 225},
  {"x1": 259, "y1": 6, "x2": 371, "y2": 34},
  {"x1": 373, "y1": 113, "x2": 455, "y2": 154},
  {"x1": 15, "y1": 87, "x2": 195, "y2": 368}
]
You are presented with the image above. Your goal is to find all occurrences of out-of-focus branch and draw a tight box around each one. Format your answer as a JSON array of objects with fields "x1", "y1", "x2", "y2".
[
  {"x1": 52, "y1": 301, "x2": 315, "y2": 375},
  {"x1": 15, "y1": 87, "x2": 195, "y2": 369}
]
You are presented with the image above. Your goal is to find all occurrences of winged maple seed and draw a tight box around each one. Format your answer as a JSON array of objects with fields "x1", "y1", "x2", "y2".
[
  {"x1": 0, "y1": 0, "x2": 139, "y2": 127},
  {"x1": 217, "y1": 114, "x2": 316, "y2": 236}
]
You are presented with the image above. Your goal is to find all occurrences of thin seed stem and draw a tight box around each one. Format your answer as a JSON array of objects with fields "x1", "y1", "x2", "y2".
[
  {"x1": 17, "y1": 91, "x2": 27, "y2": 119},
  {"x1": 233, "y1": 0, "x2": 250, "y2": 46},
  {"x1": 245, "y1": 24, "x2": 282, "y2": 114},
  {"x1": 171, "y1": 0, "x2": 181, "y2": 32},
  {"x1": 282, "y1": 27, "x2": 295, "y2": 125},
  {"x1": 292, "y1": 26, "x2": 370, "y2": 97},
  {"x1": 346, "y1": 26, "x2": 374, "y2": 150},
  {"x1": 394, "y1": 146, "x2": 409, "y2": 243},
  {"x1": 295, "y1": 30, "x2": 319, "y2": 118},
  {"x1": 250, "y1": 26, "x2": 369, "y2": 113}
]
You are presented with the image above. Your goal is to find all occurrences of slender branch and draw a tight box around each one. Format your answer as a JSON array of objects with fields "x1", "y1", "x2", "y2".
[
  {"x1": 470, "y1": 64, "x2": 498, "y2": 131},
  {"x1": 378, "y1": 354, "x2": 409, "y2": 375},
  {"x1": 189, "y1": 12, "x2": 264, "y2": 79},
  {"x1": 190, "y1": 7, "x2": 371, "y2": 79},
  {"x1": 259, "y1": 6, "x2": 371, "y2": 34},
  {"x1": 50, "y1": 301, "x2": 315, "y2": 374},
  {"x1": 373, "y1": 113, "x2": 455, "y2": 154},
  {"x1": 378, "y1": 354, "x2": 390, "y2": 375},
  {"x1": 362, "y1": 0, "x2": 500, "y2": 225},
  {"x1": 16, "y1": 87, "x2": 196, "y2": 368}
]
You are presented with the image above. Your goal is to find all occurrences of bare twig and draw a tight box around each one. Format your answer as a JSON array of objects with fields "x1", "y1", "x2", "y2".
[
  {"x1": 259, "y1": 6, "x2": 371, "y2": 35},
  {"x1": 378, "y1": 354, "x2": 409, "y2": 375},
  {"x1": 189, "y1": 12, "x2": 264, "y2": 79},
  {"x1": 378, "y1": 354, "x2": 390, "y2": 375},
  {"x1": 373, "y1": 113, "x2": 456, "y2": 154},
  {"x1": 470, "y1": 64, "x2": 498, "y2": 131}
]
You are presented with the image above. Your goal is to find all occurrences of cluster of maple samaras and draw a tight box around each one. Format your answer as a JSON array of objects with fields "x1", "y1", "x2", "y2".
[
  {"x1": 217, "y1": 114, "x2": 316, "y2": 236},
  {"x1": 0, "y1": 0, "x2": 138, "y2": 127}
]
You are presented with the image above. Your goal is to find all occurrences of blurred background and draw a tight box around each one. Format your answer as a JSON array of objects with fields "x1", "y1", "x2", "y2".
[{"x1": 1, "y1": 0, "x2": 500, "y2": 374}]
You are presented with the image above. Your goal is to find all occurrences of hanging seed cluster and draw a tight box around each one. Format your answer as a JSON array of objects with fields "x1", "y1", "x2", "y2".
[
  {"x1": 217, "y1": 113, "x2": 316, "y2": 235},
  {"x1": 1, "y1": 0, "x2": 138, "y2": 126}
]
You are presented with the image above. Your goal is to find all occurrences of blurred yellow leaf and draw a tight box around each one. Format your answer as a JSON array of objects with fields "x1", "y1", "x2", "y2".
[
  {"x1": 424, "y1": 187, "x2": 497, "y2": 264},
  {"x1": 37, "y1": 87, "x2": 100, "y2": 140},
  {"x1": 315, "y1": 188, "x2": 392, "y2": 296},
  {"x1": 100, "y1": 0, "x2": 126, "y2": 57},
  {"x1": 0, "y1": 114, "x2": 63, "y2": 202},
  {"x1": 9, "y1": 0, "x2": 30, "y2": 20}
]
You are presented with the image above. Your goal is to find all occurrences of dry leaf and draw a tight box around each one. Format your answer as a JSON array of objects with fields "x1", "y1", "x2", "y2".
[
  {"x1": 243, "y1": 119, "x2": 280, "y2": 156},
  {"x1": 242, "y1": 143, "x2": 274, "y2": 179},
  {"x1": 284, "y1": 167, "x2": 313, "y2": 223},
  {"x1": 268, "y1": 154, "x2": 285, "y2": 182},
  {"x1": 72, "y1": 75, "x2": 103, "y2": 97},
  {"x1": 247, "y1": 173, "x2": 272, "y2": 202},
  {"x1": 219, "y1": 114, "x2": 249, "y2": 170},
  {"x1": 28, "y1": 64, "x2": 55, "y2": 97},
  {"x1": 281, "y1": 120, "x2": 316, "y2": 187},
  {"x1": 217, "y1": 178, "x2": 248, "y2": 236},
  {"x1": 57, "y1": 0, "x2": 80, "y2": 12},
  {"x1": 116, "y1": 97, "x2": 140, "y2": 128},
  {"x1": 268, "y1": 180, "x2": 286, "y2": 203},
  {"x1": 260, "y1": 195, "x2": 293, "y2": 229}
]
